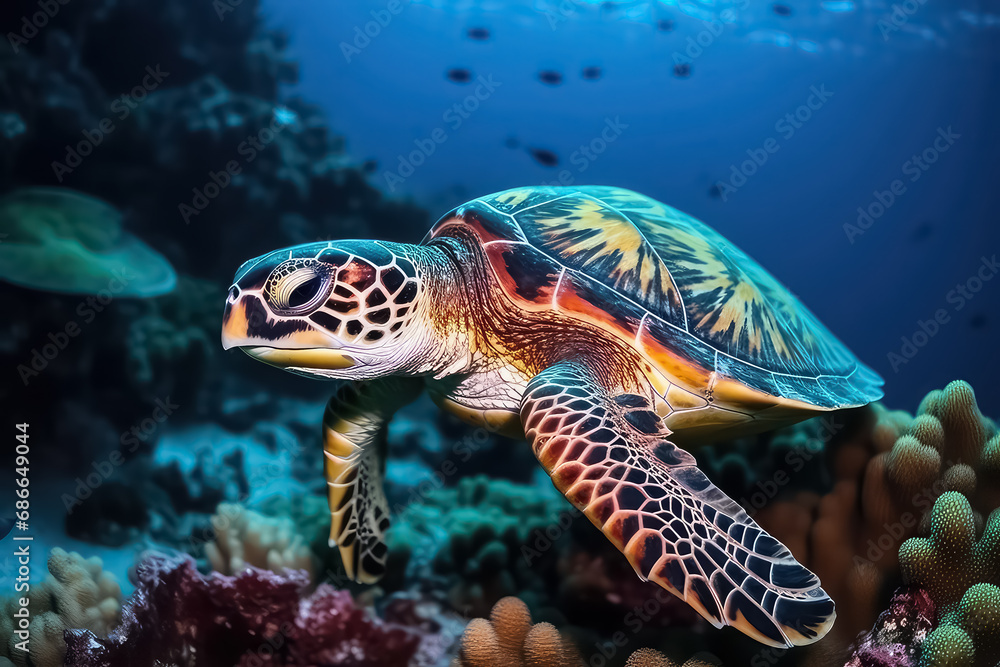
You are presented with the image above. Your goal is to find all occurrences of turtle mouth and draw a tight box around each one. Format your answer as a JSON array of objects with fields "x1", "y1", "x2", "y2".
[{"x1": 241, "y1": 346, "x2": 356, "y2": 370}]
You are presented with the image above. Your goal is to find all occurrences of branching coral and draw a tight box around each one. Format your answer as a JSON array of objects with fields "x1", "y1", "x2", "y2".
[
  {"x1": 0, "y1": 548, "x2": 121, "y2": 667},
  {"x1": 747, "y1": 381, "x2": 998, "y2": 647},
  {"x1": 63, "y1": 553, "x2": 420, "y2": 667},
  {"x1": 899, "y1": 493, "x2": 1000, "y2": 666},
  {"x1": 205, "y1": 503, "x2": 315, "y2": 580}
]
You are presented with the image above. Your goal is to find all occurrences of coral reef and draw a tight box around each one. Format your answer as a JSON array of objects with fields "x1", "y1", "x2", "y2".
[
  {"x1": 624, "y1": 649, "x2": 720, "y2": 666},
  {"x1": 452, "y1": 597, "x2": 718, "y2": 667},
  {"x1": 205, "y1": 503, "x2": 315, "y2": 579},
  {"x1": 739, "y1": 381, "x2": 999, "y2": 648},
  {"x1": 387, "y1": 475, "x2": 574, "y2": 616},
  {"x1": 843, "y1": 586, "x2": 935, "y2": 667},
  {"x1": 64, "y1": 553, "x2": 421, "y2": 666},
  {"x1": 451, "y1": 596, "x2": 584, "y2": 666},
  {"x1": 0, "y1": 548, "x2": 121, "y2": 667},
  {"x1": 899, "y1": 494, "x2": 1000, "y2": 666}
]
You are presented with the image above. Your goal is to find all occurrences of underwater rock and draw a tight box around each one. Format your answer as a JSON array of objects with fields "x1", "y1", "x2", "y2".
[
  {"x1": 843, "y1": 586, "x2": 935, "y2": 667},
  {"x1": 0, "y1": 548, "x2": 121, "y2": 667},
  {"x1": 63, "y1": 554, "x2": 420, "y2": 667},
  {"x1": 0, "y1": 188, "x2": 176, "y2": 297}
]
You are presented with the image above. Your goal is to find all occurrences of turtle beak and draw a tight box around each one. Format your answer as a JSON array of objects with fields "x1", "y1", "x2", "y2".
[{"x1": 221, "y1": 294, "x2": 356, "y2": 370}]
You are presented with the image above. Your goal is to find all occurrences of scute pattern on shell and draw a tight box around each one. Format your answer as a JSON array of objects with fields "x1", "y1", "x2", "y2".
[{"x1": 461, "y1": 186, "x2": 882, "y2": 408}]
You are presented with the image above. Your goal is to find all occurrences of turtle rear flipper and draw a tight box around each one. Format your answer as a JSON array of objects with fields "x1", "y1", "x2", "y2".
[
  {"x1": 323, "y1": 378, "x2": 422, "y2": 583},
  {"x1": 520, "y1": 361, "x2": 835, "y2": 648}
]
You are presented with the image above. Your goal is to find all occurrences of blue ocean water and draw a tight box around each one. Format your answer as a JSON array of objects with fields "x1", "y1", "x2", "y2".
[
  {"x1": 2, "y1": 1, "x2": 999, "y2": 665},
  {"x1": 264, "y1": 0, "x2": 1000, "y2": 410}
]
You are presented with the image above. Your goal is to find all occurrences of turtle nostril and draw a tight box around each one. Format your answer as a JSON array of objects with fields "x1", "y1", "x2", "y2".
[{"x1": 227, "y1": 285, "x2": 240, "y2": 303}]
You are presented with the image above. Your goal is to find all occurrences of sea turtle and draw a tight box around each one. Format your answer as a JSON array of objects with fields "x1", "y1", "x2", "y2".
[{"x1": 221, "y1": 186, "x2": 883, "y2": 648}]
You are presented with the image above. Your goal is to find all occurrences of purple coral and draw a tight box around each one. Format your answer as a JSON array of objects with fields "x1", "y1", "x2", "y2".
[
  {"x1": 844, "y1": 586, "x2": 936, "y2": 667},
  {"x1": 64, "y1": 553, "x2": 419, "y2": 667}
]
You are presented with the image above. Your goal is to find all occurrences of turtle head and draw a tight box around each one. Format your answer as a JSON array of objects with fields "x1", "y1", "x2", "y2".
[{"x1": 221, "y1": 241, "x2": 430, "y2": 380}]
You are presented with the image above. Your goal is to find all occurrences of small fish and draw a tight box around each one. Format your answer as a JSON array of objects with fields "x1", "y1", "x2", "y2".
[
  {"x1": 467, "y1": 27, "x2": 491, "y2": 40},
  {"x1": 528, "y1": 148, "x2": 559, "y2": 167},
  {"x1": 911, "y1": 221, "x2": 933, "y2": 242},
  {"x1": 447, "y1": 68, "x2": 472, "y2": 83},
  {"x1": 772, "y1": 3, "x2": 793, "y2": 15},
  {"x1": 708, "y1": 184, "x2": 722, "y2": 198},
  {"x1": 361, "y1": 160, "x2": 378, "y2": 174},
  {"x1": 504, "y1": 136, "x2": 520, "y2": 149},
  {"x1": 657, "y1": 19, "x2": 675, "y2": 31},
  {"x1": 673, "y1": 63, "x2": 692, "y2": 78},
  {"x1": 538, "y1": 70, "x2": 563, "y2": 85},
  {"x1": 970, "y1": 313, "x2": 988, "y2": 329},
  {"x1": 582, "y1": 66, "x2": 602, "y2": 80}
]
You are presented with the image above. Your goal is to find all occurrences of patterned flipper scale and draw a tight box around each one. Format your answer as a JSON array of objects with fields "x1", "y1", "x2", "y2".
[
  {"x1": 323, "y1": 378, "x2": 421, "y2": 584},
  {"x1": 520, "y1": 362, "x2": 835, "y2": 647}
]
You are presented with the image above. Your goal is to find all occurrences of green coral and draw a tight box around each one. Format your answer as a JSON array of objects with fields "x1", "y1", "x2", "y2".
[
  {"x1": 919, "y1": 625, "x2": 975, "y2": 667},
  {"x1": 0, "y1": 548, "x2": 121, "y2": 667},
  {"x1": 902, "y1": 494, "x2": 1000, "y2": 666},
  {"x1": 388, "y1": 475, "x2": 573, "y2": 615}
]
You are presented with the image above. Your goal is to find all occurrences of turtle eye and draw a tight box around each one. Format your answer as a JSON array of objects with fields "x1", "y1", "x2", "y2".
[{"x1": 265, "y1": 259, "x2": 334, "y2": 316}]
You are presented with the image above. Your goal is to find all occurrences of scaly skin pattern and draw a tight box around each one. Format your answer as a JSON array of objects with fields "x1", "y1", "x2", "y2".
[
  {"x1": 521, "y1": 361, "x2": 835, "y2": 647},
  {"x1": 221, "y1": 186, "x2": 884, "y2": 648}
]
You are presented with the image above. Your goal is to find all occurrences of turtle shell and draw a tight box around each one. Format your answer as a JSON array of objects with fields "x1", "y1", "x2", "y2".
[{"x1": 425, "y1": 186, "x2": 883, "y2": 410}]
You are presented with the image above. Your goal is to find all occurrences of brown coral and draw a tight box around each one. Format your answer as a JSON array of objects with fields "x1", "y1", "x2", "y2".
[
  {"x1": 754, "y1": 381, "x2": 998, "y2": 652},
  {"x1": 452, "y1": 596, "x2": 580, "y2": 666},
  {"x1": 0, "y1": 548, "x2": 121, "y2": 667},
  {"x1": 624, "y1": 647, "x2": 721, "y2": 666},
  {"x1": 452, "y1": 597, "x2": 718, "y2": 667}
]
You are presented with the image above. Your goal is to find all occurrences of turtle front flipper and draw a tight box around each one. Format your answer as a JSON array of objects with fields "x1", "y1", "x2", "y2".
[
  {"x1": 323, "y1": 377, "x2": 423, "y2": 584},
  {"x1": 520, "y1": 362, "x2": 835, "y2": 648}
]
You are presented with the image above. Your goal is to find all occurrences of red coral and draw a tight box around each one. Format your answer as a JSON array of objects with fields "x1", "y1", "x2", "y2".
[{"x1": 63, "y1": 554, "x2": 419, "y2": 667}]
